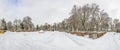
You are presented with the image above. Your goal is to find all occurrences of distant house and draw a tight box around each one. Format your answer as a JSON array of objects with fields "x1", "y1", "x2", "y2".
[{"x1": 89, "y1": 33, "x2": 98, "y2": 39}]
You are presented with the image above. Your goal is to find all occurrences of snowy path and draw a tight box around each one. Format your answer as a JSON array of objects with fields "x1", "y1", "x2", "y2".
[{"x1": 0, "y1": 31, "x2": 120, "y2": 50}]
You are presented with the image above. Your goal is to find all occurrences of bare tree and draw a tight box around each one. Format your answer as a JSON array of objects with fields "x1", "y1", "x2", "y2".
[
  {"x1": 23, "y1": 16, "x2": 34, "y2": 31},
  {"x1": 113, "y1": 19, "x2": 119, "y2": 31}
]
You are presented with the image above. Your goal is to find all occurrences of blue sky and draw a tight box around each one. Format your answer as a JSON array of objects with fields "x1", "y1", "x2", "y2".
[
  {"x1": 6, "y1": 0, "x2": 21, "y2": 6},
  {"x1": 0, "y1": 0, "x2": 120, "y2": 25}
]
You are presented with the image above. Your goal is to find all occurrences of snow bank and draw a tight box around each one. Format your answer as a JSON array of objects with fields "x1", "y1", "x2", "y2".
[
  {"x1": 0, "y1": 31, "x2": 120, "y2": 50},
  {"x1": 93, "y1": 32, "x2": 120, "y2": 50}
]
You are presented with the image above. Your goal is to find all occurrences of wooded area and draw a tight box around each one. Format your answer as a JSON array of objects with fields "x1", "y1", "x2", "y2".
[{"x1": 0, "y1": 3, "x2": 120, "y2": 32}]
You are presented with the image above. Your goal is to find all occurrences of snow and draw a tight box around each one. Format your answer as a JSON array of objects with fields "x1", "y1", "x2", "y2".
[
  {"x1": 0, "y1": 31, "x2": 120, "y2": 50},
  {"x1": 38, "y1": 30, "x2": 44, "y2": 33}
]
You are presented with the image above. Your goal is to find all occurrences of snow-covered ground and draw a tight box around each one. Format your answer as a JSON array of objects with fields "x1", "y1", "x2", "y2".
[{"x1": 0, "y1": 31, "x2": 120, "y2": 50}]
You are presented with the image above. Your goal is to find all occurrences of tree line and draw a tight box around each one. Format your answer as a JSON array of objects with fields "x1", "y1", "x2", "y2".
[
  {"x1": 0, "y1": 16, "x2": 35, "y2": 32},
  {"x1": 0, "y1": 3, "x2": 120, "y2": 32}
]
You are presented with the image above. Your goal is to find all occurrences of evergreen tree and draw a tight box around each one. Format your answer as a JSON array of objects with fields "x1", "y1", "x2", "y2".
[
  {"x1": 7, "y1": 21, "x2": 13, "y2": 31},
  {"x1": 1, "y1": 18, "x2": 7, "y2": 30},
  {"x1": 36, "y1": 24, "x2": 39, "y2": 31},
  {"x1": 20, "y1": 22, "x2": 24, "y2": 31}
]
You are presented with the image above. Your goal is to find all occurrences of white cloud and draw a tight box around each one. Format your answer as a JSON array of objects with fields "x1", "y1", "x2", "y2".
[
  {"x1": 0, "y1": 0, "x2": 120, "y2": 25},
  {"x1": 0, "y1": 0, "x2": 75, "y2": 25}
]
